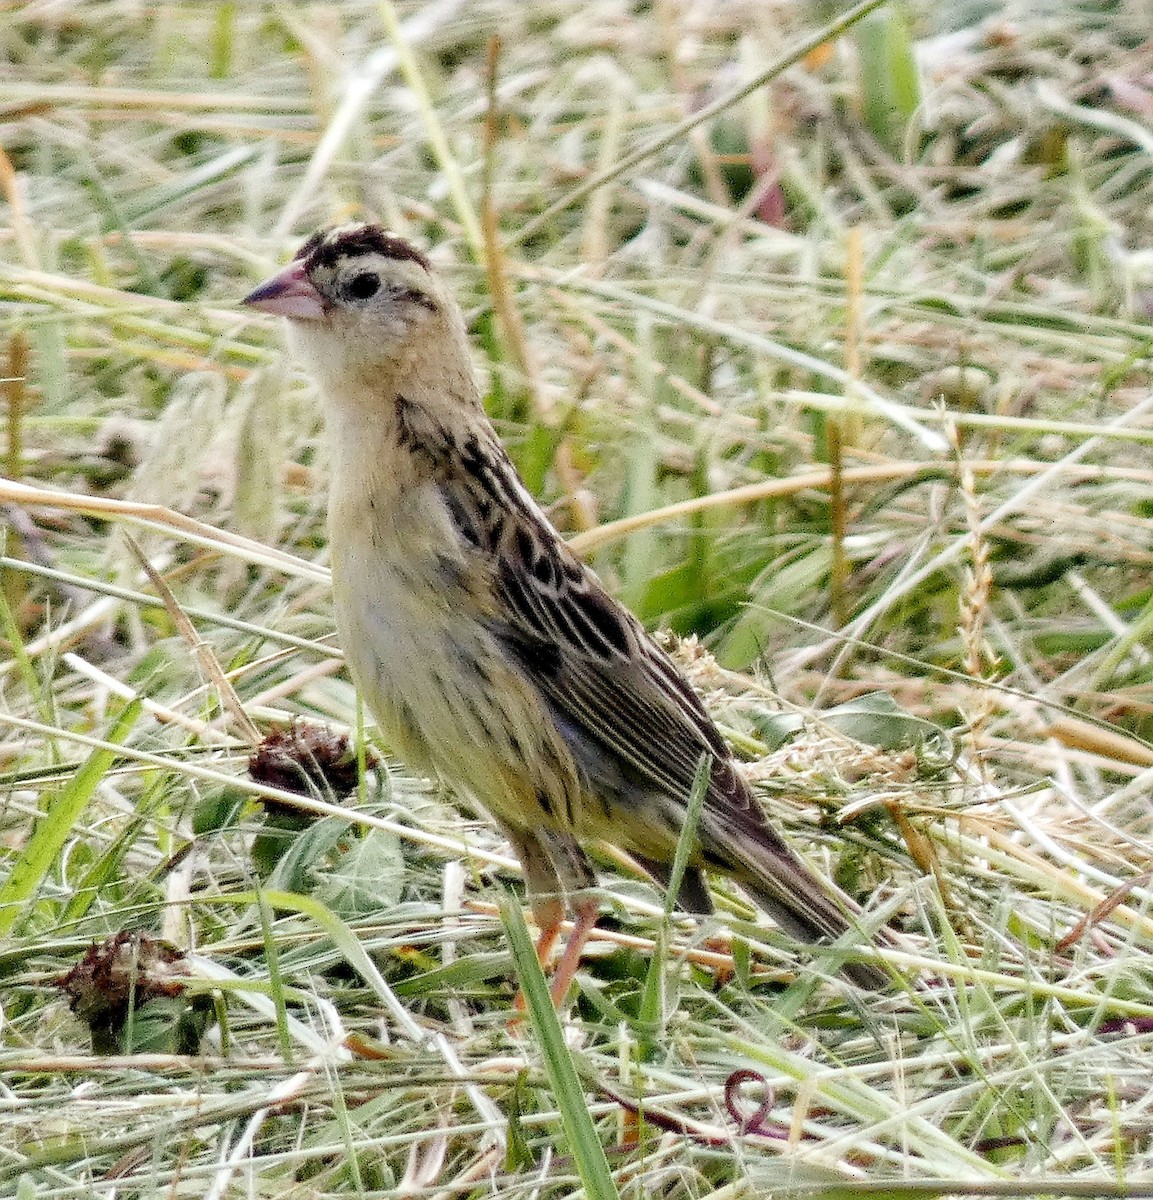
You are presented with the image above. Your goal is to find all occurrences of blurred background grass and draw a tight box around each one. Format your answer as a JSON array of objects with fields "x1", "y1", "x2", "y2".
[{"x1": 5, "y1": 1, "x2": 1153, "y2": 1196}]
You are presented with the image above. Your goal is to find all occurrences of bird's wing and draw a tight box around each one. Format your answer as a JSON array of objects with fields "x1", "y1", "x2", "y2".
[
  {"x1": 437, "y1": 437, "x2": 878, "y2": 957},
  {"x1": 440, "y1": 435, "x2": 753, "y2": 822}
]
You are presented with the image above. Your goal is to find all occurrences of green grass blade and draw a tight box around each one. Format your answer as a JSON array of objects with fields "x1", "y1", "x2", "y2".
[
  {"x1": 197, "y1": 888, "x2": 429, "y2": 1047},
  {"x1": 501, "y1": 895, "x2": 621, "y2": 1200},
  {"x1": 0, "y1": 700, "x2": 142, "y2": 936},
  {"x1": 855, "y1": 4, "x2": 922, "y2": 156},
  {"x1": 638, "y1": 754, "x2": 712, "y2": 1043}
]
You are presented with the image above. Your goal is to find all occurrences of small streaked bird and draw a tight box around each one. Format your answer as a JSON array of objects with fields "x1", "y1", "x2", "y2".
[{"x1": 243, "y1": 224, "x2": 886, "y2": 998}]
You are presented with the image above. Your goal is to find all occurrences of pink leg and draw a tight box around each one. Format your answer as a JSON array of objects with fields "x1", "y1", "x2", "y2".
[
  {"x1": 547, "y1": 896, "x2": 600, "y2": 1008},
  {"x1": 533, "y1": 909, "x2": 564, "y2": 971},
  {"x1": 512, "y1": 898, "x2": 565, "y2": 1019}
]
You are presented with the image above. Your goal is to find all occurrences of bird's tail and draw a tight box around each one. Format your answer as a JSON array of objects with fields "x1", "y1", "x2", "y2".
[
  {"x1": 736, "y1": 873, "x2": 891, "y2": 991},
  {"x1": 704, "y1": 812, "x2": 891, "y2": 990}
]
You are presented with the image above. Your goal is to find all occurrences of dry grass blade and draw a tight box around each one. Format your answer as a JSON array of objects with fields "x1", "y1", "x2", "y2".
[
  {"x1": 5, "y1": 2, "x2": 1153, "y2": 1197},
  {"x1": 122, "y1": 533, "x2": 261, "y2": 745}
]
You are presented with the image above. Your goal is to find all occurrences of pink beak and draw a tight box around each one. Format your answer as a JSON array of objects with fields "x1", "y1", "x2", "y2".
[{"x1": 242, "y1": 261, "x2": 327, "y2": 320}]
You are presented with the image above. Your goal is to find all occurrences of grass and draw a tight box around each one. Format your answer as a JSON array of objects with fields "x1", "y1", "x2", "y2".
[{"x1": 4, "y1": 0, "x2": 1153, "y2": 1195}]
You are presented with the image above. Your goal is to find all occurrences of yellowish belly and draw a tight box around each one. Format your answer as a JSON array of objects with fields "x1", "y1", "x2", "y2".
[{"x1": 330, "y1": 517, "x2": 581, "y2": 834}]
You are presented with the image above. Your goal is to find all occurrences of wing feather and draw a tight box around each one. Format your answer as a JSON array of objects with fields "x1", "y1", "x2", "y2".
[
  {"x1": 433, "y1": 432, "x2": 888, "y2": 982},
  {"x1": 441, "y1": 434, "x2": 750, "y2": 821}
]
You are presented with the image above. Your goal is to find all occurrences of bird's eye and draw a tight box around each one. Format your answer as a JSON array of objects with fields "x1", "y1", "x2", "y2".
[{"x1": 346, "y1": 272, "x2": 381, "y2": 301}]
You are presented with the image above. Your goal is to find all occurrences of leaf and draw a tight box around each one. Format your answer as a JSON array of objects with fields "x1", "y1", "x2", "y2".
[
  {"x1": 124, "y1": 995, "x2": 214, "y2": 1056},
  {"x1": 505, "y1": 1070, "x2": 536, "y2": 1171},
  {"x1": 748, "y1": 710, "x2": 806, "y2": 752},
  {"x1": 260, "y1": 815, "x2": 350, "y2": 889},
  {"x1": 314, "y1": 827, "x2": 406, "y2": 919},
  {"x1": 822, "y1": 691, "x2": 953, "y2": 762},
  {"x1": 855, "y1": 4, "x2": 922, "y2": 157}
]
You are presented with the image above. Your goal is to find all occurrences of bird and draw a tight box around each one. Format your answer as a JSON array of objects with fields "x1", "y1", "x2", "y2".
[{"x1": 242, "y1": 223, "x2": 887, "y2": 1000}]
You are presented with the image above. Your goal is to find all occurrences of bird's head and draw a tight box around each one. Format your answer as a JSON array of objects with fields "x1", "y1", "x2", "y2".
[{"x1": 243, "y1": 224, "x2": 468, "y2": 398}]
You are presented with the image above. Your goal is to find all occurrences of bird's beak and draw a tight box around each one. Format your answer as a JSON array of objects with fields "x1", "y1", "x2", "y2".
[{"x1": 242, "y1": 261, "x2": 327, "y2": 320}]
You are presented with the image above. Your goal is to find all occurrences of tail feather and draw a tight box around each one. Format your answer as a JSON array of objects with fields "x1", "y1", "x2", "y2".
[
  {"x1": 737, "y1": 875, "x2": 890, "y2": 991},
  {"x1": 704, "y1": 812, "x2": 890, "y2": 990}
]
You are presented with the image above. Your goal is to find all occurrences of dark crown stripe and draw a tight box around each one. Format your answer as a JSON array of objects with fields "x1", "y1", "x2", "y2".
[{"x1": 296, "y1": 225, "x2": 431, "y2": 272}]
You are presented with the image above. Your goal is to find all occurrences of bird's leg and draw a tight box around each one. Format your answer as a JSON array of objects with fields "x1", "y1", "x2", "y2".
[
  {"x1": 547, "y1": 894, "x2": 600, "y2": 1007},
  {"x1": 539, "y1": 832, "x2": 601, "y2": 1007},
  {"x1": 530, "y1": 894, "x2": 565, "y2": 971},
  {"x1": 509, "y1": 894, "x2": 565, "y2": 1022},
  {"x1": 502, "y1": 824, "x2": 569, "y2": 1016},
  {"x1": 506, "y1": 826, "x2": 601, "y2": 1013}
]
